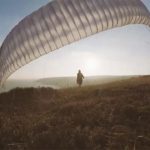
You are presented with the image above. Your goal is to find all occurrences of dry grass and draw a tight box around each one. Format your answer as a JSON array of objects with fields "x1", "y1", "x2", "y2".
[{"x1": 0, "y1": 76, "x2": 150, "y2": 150}]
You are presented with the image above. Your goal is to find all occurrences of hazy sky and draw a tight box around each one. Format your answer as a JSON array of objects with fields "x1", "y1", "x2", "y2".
[{"x1": 0, "y1": 0, "x2": 150, "y2": 79}]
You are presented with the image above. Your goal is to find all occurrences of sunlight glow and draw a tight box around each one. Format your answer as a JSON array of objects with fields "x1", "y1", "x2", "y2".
[{"x1": 83, "y1": 55, "x2": 101, "y2": 76}]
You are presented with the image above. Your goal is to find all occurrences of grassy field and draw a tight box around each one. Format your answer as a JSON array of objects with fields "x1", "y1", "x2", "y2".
[{"x1": 0, "y1": 76, "x2": 150, "y2": 150}]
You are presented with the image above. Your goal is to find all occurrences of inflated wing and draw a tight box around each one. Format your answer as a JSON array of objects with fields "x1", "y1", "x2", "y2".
[{"x1": 0, "y1": 0, "x2": 150, "y2": 85}]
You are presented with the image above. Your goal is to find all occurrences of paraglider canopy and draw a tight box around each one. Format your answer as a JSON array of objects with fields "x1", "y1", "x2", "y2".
[{"x1": 0, "y1": 0, "x2": 150, "y2": 86}]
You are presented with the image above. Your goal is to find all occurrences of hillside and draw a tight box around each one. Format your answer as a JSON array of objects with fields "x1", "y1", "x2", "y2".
[
  {"x1": 0, "y1": 76, "x2": 150, "y2": 150},
  {"x1": 0, "y1": 75, "x2": 131, "y2": 93}
]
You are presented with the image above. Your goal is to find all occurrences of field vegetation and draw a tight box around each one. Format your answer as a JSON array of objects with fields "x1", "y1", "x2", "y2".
[{"x1": 0, "y1": 76, "x2": 150, "y2": 150}]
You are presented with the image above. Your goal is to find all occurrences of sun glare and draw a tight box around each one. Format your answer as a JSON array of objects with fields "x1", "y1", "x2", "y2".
[{"x1": 83, "y1": 56, "x2": 100, "y2": 76}]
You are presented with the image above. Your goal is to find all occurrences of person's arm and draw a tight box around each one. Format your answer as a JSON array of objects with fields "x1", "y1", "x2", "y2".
[{"x1": 82, "y1": 74, "x2": 84, "y2": 79}]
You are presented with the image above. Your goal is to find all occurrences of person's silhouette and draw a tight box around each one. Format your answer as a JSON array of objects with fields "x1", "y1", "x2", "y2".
[{"x1": 76, "y1": 70, "x2": 84, "y2": 87}]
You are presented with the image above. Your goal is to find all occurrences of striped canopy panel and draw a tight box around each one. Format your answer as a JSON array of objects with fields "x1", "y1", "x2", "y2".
[{"x1": 0, "y1": 0, "x2": 150, "y2": 85}]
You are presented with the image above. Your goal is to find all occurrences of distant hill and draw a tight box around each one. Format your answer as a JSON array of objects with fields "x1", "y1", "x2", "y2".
[
  {"x1": 0, "y1": 75, "x2": 132, "y2": 93},
  {"x1": 0, "y1": 76, "x2": 150, "y2": 150},
  {"x1": 37, "y1": 75, "x2": 131, "y2": 88}
]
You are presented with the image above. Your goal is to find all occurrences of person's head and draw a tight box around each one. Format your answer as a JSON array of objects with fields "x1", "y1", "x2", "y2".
[{"x1": 78, "y1": 69, "x2": 81, "y2": 73}]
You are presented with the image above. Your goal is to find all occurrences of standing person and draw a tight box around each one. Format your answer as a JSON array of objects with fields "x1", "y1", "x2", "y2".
[{"x1": 77, "y1": 70, "x2": 84, "y2": 87}]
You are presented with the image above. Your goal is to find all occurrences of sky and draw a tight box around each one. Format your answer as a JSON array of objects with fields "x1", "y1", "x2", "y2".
[{"x1": 0, "y1": 0, "x2": 150, "y2": 79}]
